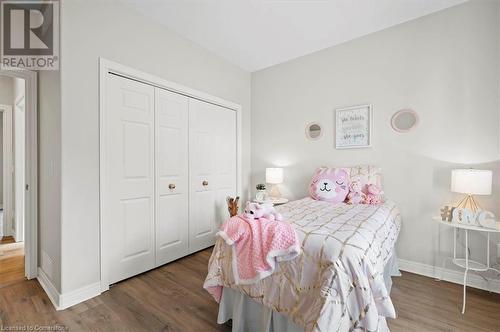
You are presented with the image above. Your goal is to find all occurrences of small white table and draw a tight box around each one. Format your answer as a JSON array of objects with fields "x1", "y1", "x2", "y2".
[
  {"x1": 253, "y1": 197, "x2": 289, "y2": 206},
  {"x1": 434, "y1": 217, "x2": 500, "y2": 314}
]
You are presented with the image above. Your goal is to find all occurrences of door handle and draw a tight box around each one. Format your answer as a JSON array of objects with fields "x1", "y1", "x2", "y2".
[
  {"x1": 202, "y1": 180, "x2": 208, "y2": 186},
  {"x1": 168, "y1": 184, "x2": 176, "y2": 190}
]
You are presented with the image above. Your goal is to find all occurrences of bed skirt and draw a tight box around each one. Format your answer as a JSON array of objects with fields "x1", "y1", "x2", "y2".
[{"x1": 217, "y1": 250, "x2": 401, "y2": 332}]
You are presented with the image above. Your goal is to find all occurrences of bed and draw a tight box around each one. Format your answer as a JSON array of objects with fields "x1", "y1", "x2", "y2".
[{"x1": 204, "y1": 197, "x2": 401, "y2": 332}]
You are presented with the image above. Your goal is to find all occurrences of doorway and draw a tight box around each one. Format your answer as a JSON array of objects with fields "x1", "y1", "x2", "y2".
[
  {"x1": 0, "y1": 75, "x2": 26, "y2": 287},
  {"x1": 0, "y1": 69, "x2": 37, "y2": 284}
]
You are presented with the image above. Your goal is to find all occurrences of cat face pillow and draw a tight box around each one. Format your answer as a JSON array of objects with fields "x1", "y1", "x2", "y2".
[{"x1": 309, "y1": 167, "x2": 350, "y2": 203}]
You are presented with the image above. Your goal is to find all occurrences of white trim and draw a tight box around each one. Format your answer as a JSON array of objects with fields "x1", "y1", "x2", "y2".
[
  {"x1": 59, "y1": 281, "x2": 101, "y2": 310},
  {"x1": 0, "y1": 69, "x2": 38, "y2": 280},
  {"x1": 99, "y1": 58, "x2": 243, "y2": 292},
  {"x1": 37, "y1": 268, "x2": 60, "y2": 309},
  {"x1": 13, "y1": 94, "x2": 25, "y2": 243},
  {"x1": 37, "y1": 267, "x2": 101, "y2": 310},
  {"x1": 398, "y1": 258, "x2": 500, "y2": 294}
]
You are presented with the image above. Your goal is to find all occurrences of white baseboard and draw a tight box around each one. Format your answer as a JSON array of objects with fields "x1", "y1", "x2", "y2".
[
  {"x1": 398, "y1": 258, "x2": 500, "y2": 294},
  {"x1": 37, "y1": 268, "x2": 101, "y2": 310},
  {"x1": 37, "y1": 267, "x2": 60, "y2": 309},
  {"x1": 59, "y1": 281, "x2": 101, "y2": 310}
]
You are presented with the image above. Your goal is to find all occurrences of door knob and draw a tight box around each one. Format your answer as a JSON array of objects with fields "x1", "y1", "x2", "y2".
[
  {"x1": 202, "y1": 180, "x2": 209, "y2": 186},
  {"x1": 168, "y1": 184, "x2": 176, "y2": 190}
]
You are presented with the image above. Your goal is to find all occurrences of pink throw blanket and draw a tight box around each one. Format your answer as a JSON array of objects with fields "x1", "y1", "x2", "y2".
[{"x1": 205, "y1": 215, "x2": 300, "y2": 302}]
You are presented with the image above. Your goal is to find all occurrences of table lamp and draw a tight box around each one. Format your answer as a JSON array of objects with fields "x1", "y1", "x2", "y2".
[
  {"x1": 451, "y1": 169, "x2": 492, "y2": 213},
  {"x1": 266, "y1": 168, "x2": 283, "y2": 199}
]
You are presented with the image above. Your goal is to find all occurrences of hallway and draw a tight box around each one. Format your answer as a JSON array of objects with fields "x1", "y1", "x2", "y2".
[{"x1": 0, "y1": 236, "x2": 25, "y2": 288}]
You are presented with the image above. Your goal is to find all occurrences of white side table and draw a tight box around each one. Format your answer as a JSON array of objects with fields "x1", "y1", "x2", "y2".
[
  {"x1": 253, "y1": 197, "x2": 289, "y2": 206},
  {"x1": 434, "y1": 217, "x2": 500, "y2": 314}
]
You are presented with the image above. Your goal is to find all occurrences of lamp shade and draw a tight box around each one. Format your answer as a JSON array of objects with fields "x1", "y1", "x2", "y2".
[
  {"x1": 451, "y1": 169, "x2": 492, "y2": 195},
  {"x1": 266, "y1": 168, "x2": 283, "y2": 184}
]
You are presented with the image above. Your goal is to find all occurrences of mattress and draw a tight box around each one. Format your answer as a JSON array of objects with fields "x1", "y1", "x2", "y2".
[{"x1": 204, "y1": 197, "x2": 401, "y2": 332}]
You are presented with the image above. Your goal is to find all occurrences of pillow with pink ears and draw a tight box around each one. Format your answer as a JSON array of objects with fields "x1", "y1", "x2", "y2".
[{"x1": 309, "y1": 167, "x2": 350, "y2": 203}]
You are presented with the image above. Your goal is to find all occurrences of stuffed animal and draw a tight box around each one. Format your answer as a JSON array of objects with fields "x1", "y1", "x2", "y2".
[
  {"x1": 309, "y1": 167, "x2": 350, "y2": 203},
  {"x1": 243, "y1": 201, "x2": 283, "y2": 221},
  {"x1": 364, "y1": 184, "x2": 384, "y2": 205},
  {"x1": 226, "y1": 196, "x2": 240, "y2": 217},
  {"x1": 345, "y1": 180, "x2": 365, "y2": 205}
]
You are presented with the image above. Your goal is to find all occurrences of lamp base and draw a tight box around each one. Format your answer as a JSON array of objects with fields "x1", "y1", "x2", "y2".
[
  {"x1": 456, "y1": 194, "x2": 482, "y2": 213},
  {"x1": 268, "y1": 184, "x2": 281, "y2": 200}
]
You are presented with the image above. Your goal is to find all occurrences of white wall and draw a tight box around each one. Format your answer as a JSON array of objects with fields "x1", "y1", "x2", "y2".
[
  {"x1": 13, "y1": 78, "x2": 25, "y2": 242},
  {"x1": 38, "y1": 71, "x2": 62, "y2": 289},
  {"x1": 59, "y1": 0, "x2": 251, "y2": 294},
  {"x1": 0, "y1": 76, "x2": 13, "y2": 106},
  {"x1": 251, "y1": 1, "x2": 500, "y2": 270}
]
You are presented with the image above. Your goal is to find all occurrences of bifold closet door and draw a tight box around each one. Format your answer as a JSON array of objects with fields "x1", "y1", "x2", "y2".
[
  {"x1": 155, "y1": 88, "x2": 189, "y2": 266},
  {"x1": 189, "y1": 99, "x2": 237, "y2": 252},
  {"x1": 105, "y1": 74, "x2": 155, "y2": 284}
]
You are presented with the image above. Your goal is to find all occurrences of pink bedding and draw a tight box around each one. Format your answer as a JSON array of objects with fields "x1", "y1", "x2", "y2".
[
  {"x1": 206, "y1": 215, "x2": 301, "y2": 302},
  {"x1": 204, "y1": 198, "x2": 401, "y2": 332}
]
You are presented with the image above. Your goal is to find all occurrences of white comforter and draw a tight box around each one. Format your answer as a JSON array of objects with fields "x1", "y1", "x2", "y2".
[{"x1": 204, "y1": 197, "x2": 401, "y2": 332}]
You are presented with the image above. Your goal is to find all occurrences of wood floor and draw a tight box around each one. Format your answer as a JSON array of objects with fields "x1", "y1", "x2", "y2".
[
  {"x1": 0, "y1": 237, "x2": 25, "y2": 288},
  {"x1": 0, "y1": 236, "x2": 16, "y2": 245},
  {"x1": 0, "y1": 248, "x2": 499, "y2": 331}
]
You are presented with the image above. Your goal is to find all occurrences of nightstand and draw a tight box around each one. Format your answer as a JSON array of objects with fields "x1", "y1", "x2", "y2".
[
  {"x1": 434, "y1": 216, "x2": 500, "y2": 314},
  {"x1": 253, "y1": 197, "x2": 289, "y2": 206}
]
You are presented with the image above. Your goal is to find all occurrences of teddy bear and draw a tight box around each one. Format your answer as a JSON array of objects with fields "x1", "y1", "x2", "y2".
[
  {"x1": 364, "y1": 184, "x2": 384, "y2": 205},
  {"x1": 243, "y1": 201, "x2": 283, "y2": 221},
  {"x1": 345, "y1": 180, "x2": 365, "y2": 205},
  {"x1": 226, "y1": 196, "x2": 240, "y2": 217}
]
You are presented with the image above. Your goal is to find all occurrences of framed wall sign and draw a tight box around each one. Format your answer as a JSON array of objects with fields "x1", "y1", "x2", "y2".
[{"x1": 335, "y1": 104, "x2": 372, "y2": 149}]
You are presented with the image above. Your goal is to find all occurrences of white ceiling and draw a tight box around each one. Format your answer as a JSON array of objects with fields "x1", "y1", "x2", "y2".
[{"x1": 123, "y1": 0, "x2": 466, "y2": 72}]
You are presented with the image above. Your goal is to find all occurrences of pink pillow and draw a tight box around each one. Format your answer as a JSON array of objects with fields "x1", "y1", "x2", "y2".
[{"x1": 309, "y1": 168, "x2": 349, "y2": 203}]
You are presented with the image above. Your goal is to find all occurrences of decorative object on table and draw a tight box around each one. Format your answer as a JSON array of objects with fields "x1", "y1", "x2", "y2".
[
  {"x1": 266, "y1": 168, "x2": 284, "y2": 199},
  {"x1": 449, "y1": 207, "x2": 497, "y2": 229},
  {"x1": 305, "y1": 122, "x2": 322, "y2": 141},
  {"x1": 255, "y1": 183, "x2": 268, "y2": 202},
  {"x1": 451, "y1": 169, "x2": 492, "y2": 213},
  {"x1": 309, "y1": 167, "x2": 349, "y2": 203},
  {"x1": 243, "y1": 201, "x2": 283, "y2": 222},
  {"x1": 440, "y1": 205, "x2": 455, "y2": 222},
  {"x1": 451, "y1": 208, "x2": 475, "y2": 225},
  {"x1": 391, "y1": 109, "x2": 419, "y2": 133},
  {"x1": 256, "y1": 183, "x2": 266, "y2": 191},
  {"x1": 335, "y1": 104, "x2": 372, "y2": 149},
  {"x1": 345, "y1": 180, "x2": 365, "y2": 205},
  {"x1": 226, "y1": 196, "x2": 240, "y2": 217},
  {"x1": 476, "y1": 210, "x2": 496, "y2": 229},
  {"x1": 364, "y1": 183, "x2": 384, "y2": 205}
]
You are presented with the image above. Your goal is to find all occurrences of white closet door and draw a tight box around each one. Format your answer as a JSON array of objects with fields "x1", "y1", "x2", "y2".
[
  {"x1": 105, "y1": 74, "x2": 155, "y2": 284},
  {"x1": 189, "y1": 99, "x2": 236, "y2": 252},
  {"x1": 155, "y1": 88, "x2": 189, "y2": 266},
  {"x1": 213, "y1": 105, "x2": 237, "y2": 229}
]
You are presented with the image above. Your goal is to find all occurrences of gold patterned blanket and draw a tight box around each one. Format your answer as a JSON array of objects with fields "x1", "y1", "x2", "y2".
[{"x1": 204, "y1": 197, "x2": 401, "y2": 332}]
